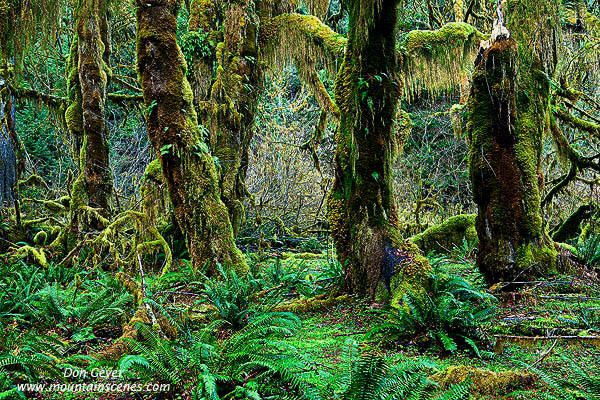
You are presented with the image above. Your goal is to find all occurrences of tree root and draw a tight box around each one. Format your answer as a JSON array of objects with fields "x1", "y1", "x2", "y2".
[{"x1": 98, "y1": 270, "x2": 177, "y2": 361}]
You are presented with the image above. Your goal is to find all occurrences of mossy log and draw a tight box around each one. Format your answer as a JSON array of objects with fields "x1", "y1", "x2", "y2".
[
  {"x1": 410, "y1": 214, "x2": 476, "y2": 254},
  {"x1": 136, "y1": 0, "x2": 247, "y2": 274},
  {"x1": 272, "y1": 293, "x2": 350, "y2": 314},
  {"x1": 431, "y1": 365, "x2": 536, "y2": 397}
]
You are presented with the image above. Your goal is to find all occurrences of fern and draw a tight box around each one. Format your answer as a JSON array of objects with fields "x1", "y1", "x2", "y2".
[
  {"x1": 368, "y1": 260, "x2": 497, "y2": 355},
  {"x1": 336, "y1": 352, "x2": 470, "y2": 400},
  {"x1": 119, "y1": 312, "x2": 320, "y2": 399}
]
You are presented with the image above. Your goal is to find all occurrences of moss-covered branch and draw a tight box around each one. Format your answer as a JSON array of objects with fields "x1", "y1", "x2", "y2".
[
  {"x1": 554, "y1": 106, "x2": 600, "y2": 140},
  {"x1": 260, "y1": 13, "x2": 347, "y2": 74},
  {"x1": 9, "y1": 85, "x2": 65, "y2": 108},
  {"x1": 551, "y1": 203, "x2": 596, "y2": 242},
  {"x1": 399, "y1": 22, "x2": 486, "y2": 100}
]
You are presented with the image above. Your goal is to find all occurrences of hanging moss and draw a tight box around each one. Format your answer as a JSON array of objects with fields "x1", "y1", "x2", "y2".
[{"x1": 400, "y1": 22, "x2": 486, "y2": 100}]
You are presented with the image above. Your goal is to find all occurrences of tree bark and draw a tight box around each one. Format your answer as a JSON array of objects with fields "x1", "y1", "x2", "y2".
[
  {"x1": 189, "y1": 1, "x2": 264, "y2": 238},
  {"x1": 136, "y1": 0, "x2": 247, "y2": 274},
  {"x1": 77, "y1": 0, "x2": 112, "y2": 214},
  {"x1": 327, "y1": 0, "x2": 428, "y2": 299},
  {"x1": 468, "y1": 0, "x2": 560, "y2": 285}
]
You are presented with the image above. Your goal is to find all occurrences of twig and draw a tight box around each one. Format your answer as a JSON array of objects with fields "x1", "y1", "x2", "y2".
[{"x1": 531, "y1": 339, "x2": 559, "y2": 367}]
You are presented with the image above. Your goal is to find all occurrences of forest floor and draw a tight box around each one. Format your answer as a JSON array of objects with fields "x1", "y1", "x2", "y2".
[{"x1": 4, "y1": 246, "x2": 600, "y2": 400}]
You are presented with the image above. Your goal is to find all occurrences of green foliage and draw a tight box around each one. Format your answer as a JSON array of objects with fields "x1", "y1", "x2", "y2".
[
  {"x1": 201, "y1": 265, "x2": 270, "y2": 328},
  {"x1": 0, "y1": 329, "x2": 91, "y2": 394},
  {"x1": 515, "y1": 356, "x2": 600, "y2": 400},
  {"x1": 576, "y1": 234, "x2": 600, "y2": 268},
  {"x1": 558, "y1": 308, "x2": 600, "y2": 331},
  {"x1": 0, "y1": 261, "x2": 133, "y2": 330},
  {"x1": 258, "y1": 256, "x2": 343, "y2": 298},
  {"x1": 118, "y1": 312, "x2": 319, "y2": 399},
  {"x1": 333, "y1": 349, "x2": 470, "y2": 400},
  {"x1": 181, "y1": 31, "x2": 213, "y2": 78},
  {"x1": 368, "y1": 259, "x2": 497, "y2": 355}
]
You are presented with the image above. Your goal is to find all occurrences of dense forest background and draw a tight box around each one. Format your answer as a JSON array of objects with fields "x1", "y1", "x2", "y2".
[{"x1": 2, "y1": 0, "x2": 600, "y2": 399}]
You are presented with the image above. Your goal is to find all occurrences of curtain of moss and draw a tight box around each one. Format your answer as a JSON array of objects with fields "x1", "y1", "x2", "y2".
[
  {"x1": 468, "y1": 0, "x2": 560, "y2": 285},
  {"x1": 327, "y1": 0, "x2": 429, "y2": 299},
  {"x1": 136, "y1": 0, "x2": 247, "y2": 274}
]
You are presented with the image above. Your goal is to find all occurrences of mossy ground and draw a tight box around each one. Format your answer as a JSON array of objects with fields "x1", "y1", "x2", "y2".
[
  {"x1": 285, "y1": 257, "x2": 599, "y2": 399},
  {"x1": 8, "y1": 247, "x2": 599, "y2": 399}
]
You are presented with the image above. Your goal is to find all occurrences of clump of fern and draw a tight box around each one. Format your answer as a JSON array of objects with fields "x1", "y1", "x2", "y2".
[
  {"x1": 513, "y1": 356, "x2": 600, "y2": 399},
  {"x1": 117, "y1": 312, "x2": 319, "y2": 399},
  {"x1": 201, "y1": 265, "x2": 272, "y2": 328},
  {"x1": 0, "y1": 328, "x2": 90, "y2": 396},
  {"x1": 368, "y1": 260, "x2": 497, "y2": 356},
  {"x1": 1, "y1": 261, "x2": 132, "y2": 330},
  {"x1": 331, "y1": 344, "x2": 470, "y2": 400},
  {"x1": 576, "y1": 234, "x2": 600, "y2": 269}
]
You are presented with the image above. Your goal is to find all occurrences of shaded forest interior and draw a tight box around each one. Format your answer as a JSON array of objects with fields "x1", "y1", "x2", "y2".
[{"x1": 2, "y1": 0, "x2": 600, "y2": 399}]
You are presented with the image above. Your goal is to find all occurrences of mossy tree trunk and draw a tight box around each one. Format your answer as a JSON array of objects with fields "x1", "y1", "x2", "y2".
[
  {"x1": 468, "y1": 0, "x2": 560, "y2": 285},
  {"x1": 136, "y1": 0, "x2": 247, "y2": 274},
  {"x1": 77, "y1": 0, "x2": 112, "y2": 215},
  {"x1": 327, "y1": 0, "x2": 428, "y2": 298},
  {"x1": 189, "y1": 0, "x2": 263, "y2": 238},
  {"x1": 64, "y1": 0, "x2": 113, "y2": 237}
]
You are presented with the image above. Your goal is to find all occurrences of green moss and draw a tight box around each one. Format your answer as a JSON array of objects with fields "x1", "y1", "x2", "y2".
[
  {"x1": 431, "y1": 365, "x2": 536, "y2": 396},
  {"x1": 144, "y1": 159, "x2": 162, "y2": 181},
  {"x1": 12, "y1": 245, "x2": 49, "y2": 268},
  {"x1": 281, "y1": 252, "x2": 322, "y2": 260},
  {"x1": 33, "y1": 230, "x2": 47, "y2": 246},
  {"x1": 400, "y1": 22, "x2": 486, "y2": 99},
  {"x1": 401, "y1": 22, "x2": 485, "y2": 55},
  {"x1": 410, "y1": 214, "x2": 476, "y2": 254}
]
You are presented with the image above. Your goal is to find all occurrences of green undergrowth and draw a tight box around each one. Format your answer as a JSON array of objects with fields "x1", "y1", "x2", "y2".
[{"x1": 1, "y1": 249, "x2": 599, "y2": 399}]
